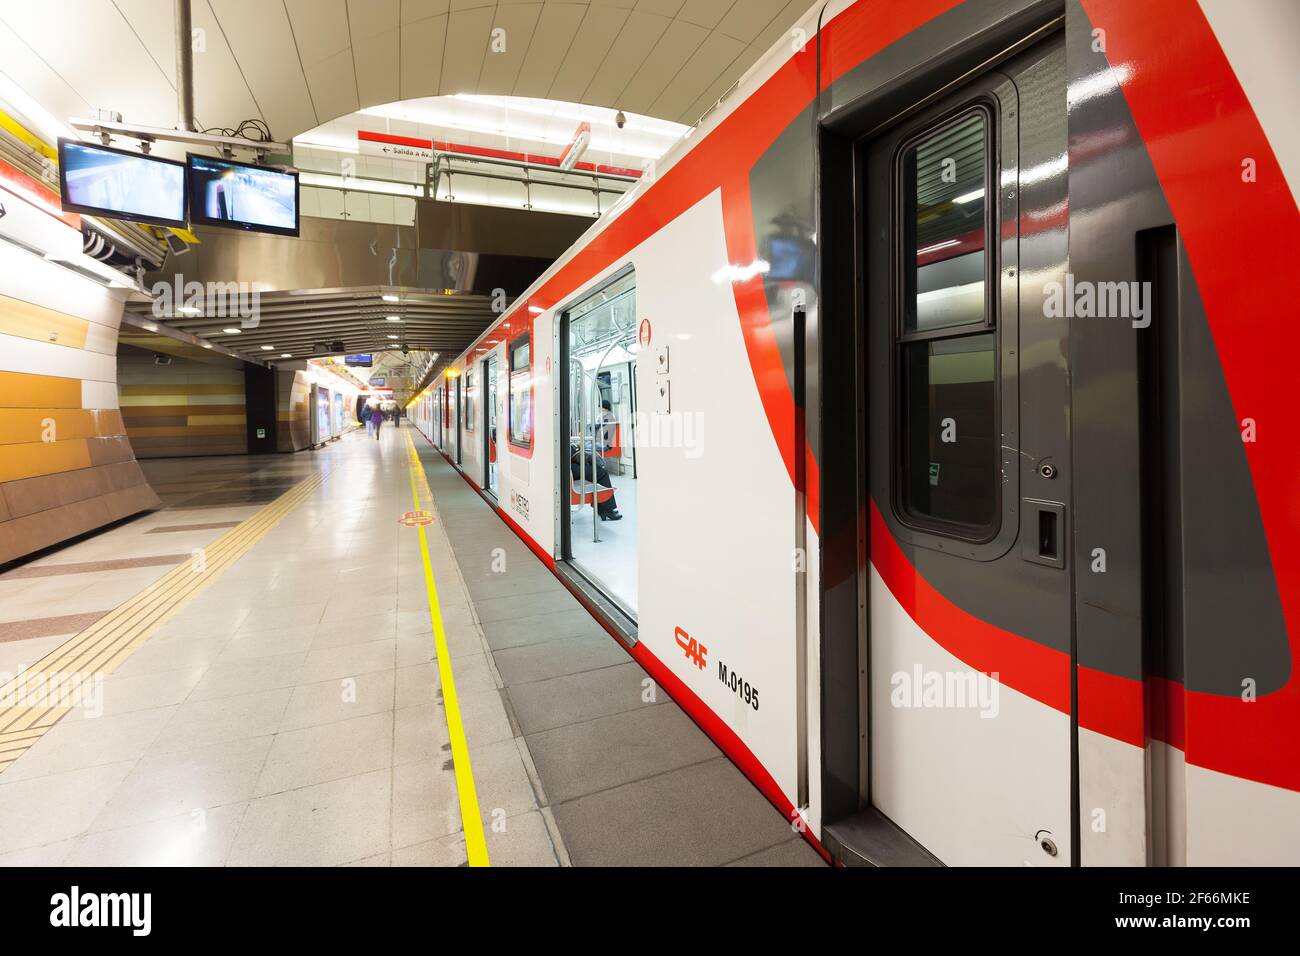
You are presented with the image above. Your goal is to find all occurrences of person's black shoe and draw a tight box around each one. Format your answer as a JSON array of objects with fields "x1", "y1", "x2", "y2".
[{"x1": 600, "y1": 511, "x2": 622, "y2": 521}]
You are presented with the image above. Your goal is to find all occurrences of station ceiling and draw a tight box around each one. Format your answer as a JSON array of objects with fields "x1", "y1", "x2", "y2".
[
  {"x1": 0, "y1": 0, "x2": 810, "y2": 138},
  {"x1": 122, "y1": 286, "x2": 496, "y2": 364}
]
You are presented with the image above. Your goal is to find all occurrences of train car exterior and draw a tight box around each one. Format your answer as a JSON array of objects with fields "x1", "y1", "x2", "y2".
[{"x1": 409, "y1": 0, "x2": 1299, "y2": 866}]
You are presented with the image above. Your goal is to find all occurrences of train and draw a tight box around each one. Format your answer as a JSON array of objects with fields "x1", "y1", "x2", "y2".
[{"x1": 408, "y1": 0, "x2": 1300, "y2": 866}]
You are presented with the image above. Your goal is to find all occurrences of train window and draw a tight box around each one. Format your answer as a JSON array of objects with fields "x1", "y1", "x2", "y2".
[
  {"x1": 464, "y1": 366, "x2": 475, "y2": 432},
  {"x1": 896, "y1": 108, "x2": 998, "y2": 537},
  {"x1": 509, "y1": 334, "x2": 532, "y2": 447}
]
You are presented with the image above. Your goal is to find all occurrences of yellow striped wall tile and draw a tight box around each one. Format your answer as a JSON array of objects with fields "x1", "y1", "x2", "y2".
[
  {"x1": 124, "y1": 425, "x2": 245, "y2": 438},
  {"x1": 0, "y1": 439, "x2": 92, "y2": 483},
  {"x1": 0, "y1": 294, "x2": 90, "y2": 350},
  {"x1": 118, "y1": 382, "x2": 245, "y2": 396},
  {"x1": 0, "y1": 371, "x2": 82, "y2": 409},
  {"x1": 185, "y1": 414, "x2": 246, "y2": 426},
  {"x1": 0, "y1": 408, "x2": 125, "y2": 445}
]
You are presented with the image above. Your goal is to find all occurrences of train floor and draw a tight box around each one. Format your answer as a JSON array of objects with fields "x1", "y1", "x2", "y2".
[{"x1": 0, "y1": 422, "x2": 822, "y2": 867}]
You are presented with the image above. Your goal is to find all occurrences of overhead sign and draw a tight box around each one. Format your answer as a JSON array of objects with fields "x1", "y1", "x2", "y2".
[
  {"x1": 369, "y1": 376, "x2": 386, "y2": 386},
  {"x1": 356, "y1": 130, "x2": 643, "y2": 178},
  {"x1": 344, "y1": 354, "x2": 373, "y2": 367}
]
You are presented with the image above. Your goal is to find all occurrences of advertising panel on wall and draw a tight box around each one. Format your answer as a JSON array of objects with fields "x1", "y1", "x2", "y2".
[
  {"x1": 312, "y1": 385, "x2": 332, "y2": 446},
  {"x1": 333, "y1": 391, "x2": 344, "y2": 436}
]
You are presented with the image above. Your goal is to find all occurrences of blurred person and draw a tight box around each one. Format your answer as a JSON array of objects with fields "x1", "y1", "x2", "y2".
[{"x1": 370, "y1": 405, "x2": 384, "y2": 440}]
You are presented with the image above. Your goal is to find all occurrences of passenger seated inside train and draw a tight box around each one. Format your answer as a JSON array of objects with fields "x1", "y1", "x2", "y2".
[{"x1": 570, "y1": 439, "x2": 622, "y2": 521}]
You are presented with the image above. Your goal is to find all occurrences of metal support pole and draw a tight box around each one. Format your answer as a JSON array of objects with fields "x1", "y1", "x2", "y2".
[
  {"x1": 590, "y1": 336, "x2": 627, "y2": 543},
  {"x1": 175, "y1": 0, "x2": 196, "y2": 132}
]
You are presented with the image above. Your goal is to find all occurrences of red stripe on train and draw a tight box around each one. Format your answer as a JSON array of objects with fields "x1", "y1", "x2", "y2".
[{"x1": 1081, "y1": 0, "x2": 1300, "y2": 792}]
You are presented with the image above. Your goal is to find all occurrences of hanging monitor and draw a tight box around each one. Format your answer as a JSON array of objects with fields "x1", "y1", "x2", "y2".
[
  {"x1": 187, "y1": 154, "x2": 299, "y2": 237},
  {"x1": 58, "y1": 139, "x2": 187, "y2": 228}
]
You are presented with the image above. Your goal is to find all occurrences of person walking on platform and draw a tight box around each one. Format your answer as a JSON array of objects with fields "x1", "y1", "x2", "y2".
[{"x1": 370, "y1": 406, "x2": 384, "y2": 440}]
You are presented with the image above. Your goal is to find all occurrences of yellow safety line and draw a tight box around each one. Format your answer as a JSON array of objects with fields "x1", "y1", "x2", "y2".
[
  {"x1": 405, "y1": 432, "x2": 490, "y2": 867},
  {"x1": 0, "y1": 472, "x2": 324, "y2": 770}
]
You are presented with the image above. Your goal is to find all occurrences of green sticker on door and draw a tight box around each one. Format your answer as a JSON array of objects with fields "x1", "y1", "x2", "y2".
[{"x1": 929, "y1": 462, "x2": 940, "y2": 486}]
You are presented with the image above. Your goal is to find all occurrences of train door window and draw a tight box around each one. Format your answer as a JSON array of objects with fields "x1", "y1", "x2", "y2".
[
  {"x1": 485, "y1": 354, "x2": 499, "y2": 496},
  {"x1": 509, "y1": 334, "x2": 532, "y2": 448},
  {"x1": 895, "y1": 108, "x2": 998, "y2": 539},
  {"x1": 464, "y1": 367, "x2": 476, "y2": 433},
  {"x1": 560, "y1": 269, "x2": 639, "y2": 618},
  {"x1": 454, "y1": 375, "x2": 463, "y2": 465}
]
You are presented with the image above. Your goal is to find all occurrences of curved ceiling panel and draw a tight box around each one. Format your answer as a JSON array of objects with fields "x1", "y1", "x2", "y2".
[{"x1": 0, "y1": 0, "x2": 811, "y2": 147}]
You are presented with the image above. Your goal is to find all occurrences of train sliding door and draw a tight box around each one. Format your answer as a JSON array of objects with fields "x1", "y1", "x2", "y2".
[
  {"x1": 454, "y1": 375, "x2": 463, "y2": 465},
  {"x1": 557, "y1": 270, "x2": 639, "y2": 624},
  {"x1": 858, "y1": 38, "x2": 1072, "y2": 866},
  {"x1": 484, "y1": 354, "x2": 499, "y2": 499}
]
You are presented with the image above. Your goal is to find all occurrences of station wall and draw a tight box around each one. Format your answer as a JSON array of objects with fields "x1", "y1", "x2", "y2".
[
  {"x1": 0, "y1": 240, "x2": 159, "y2": 566},
  {"x1": 117, "y1": 351, "x2": 248, "y2": 458}
]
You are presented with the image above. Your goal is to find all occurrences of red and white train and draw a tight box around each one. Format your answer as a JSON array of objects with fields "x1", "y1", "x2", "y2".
[{"x1": 410, "y1": 0, "x2": 1300, "y2": 866}]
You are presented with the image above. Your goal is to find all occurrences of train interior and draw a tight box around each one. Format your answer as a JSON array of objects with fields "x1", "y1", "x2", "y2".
[{"x1": 563, "y1": 273, "x2": 639, "y2": 617}]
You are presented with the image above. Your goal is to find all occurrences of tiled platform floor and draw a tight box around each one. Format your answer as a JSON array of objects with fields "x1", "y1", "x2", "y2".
[
  {"x1": 411, "y1": 439, "x2": 822, "y2": 867},
  {"x1": 0, "y1": 423, "x2": 822, "y2": 866}
]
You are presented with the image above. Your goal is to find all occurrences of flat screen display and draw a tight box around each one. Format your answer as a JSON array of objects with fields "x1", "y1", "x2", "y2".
[
  {"x1": 58, "y1": 139, "x2": 187, "y2": 228},
  {"x1": 344, "y1": 354, "x2": 373, "y2": 367},
  {"x1": 188, "y1": 154, "x2": 299, "y2": 236}
]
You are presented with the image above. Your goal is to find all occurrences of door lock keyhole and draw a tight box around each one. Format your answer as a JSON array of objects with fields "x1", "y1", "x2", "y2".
[{"x1": 1035, "y1": 829, "x2": 1058, "y2": 857}]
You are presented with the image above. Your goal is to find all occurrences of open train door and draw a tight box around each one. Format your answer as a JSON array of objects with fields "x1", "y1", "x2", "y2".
[{"x1": 823, "y1": 31, "x2": 1073, "y2": 866}]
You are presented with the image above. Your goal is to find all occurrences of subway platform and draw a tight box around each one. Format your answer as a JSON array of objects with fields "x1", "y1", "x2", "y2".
[{"x1": 0, "y1": 422, "x2": 822, "y2": 867}]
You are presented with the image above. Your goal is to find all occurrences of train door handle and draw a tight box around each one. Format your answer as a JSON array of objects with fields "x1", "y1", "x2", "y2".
[{"x1": 1022, "y1": 499, "x2": 1066, "y2": 569}]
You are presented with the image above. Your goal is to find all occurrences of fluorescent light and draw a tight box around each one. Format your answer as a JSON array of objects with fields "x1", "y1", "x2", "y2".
[
  {"x1": 363, "y1": 102, "x2": 673, "y2": 160},
  {"x1": 387, "y1": 334, "x2": 400, "y2": 340},
  {"x1": 222, "y1": 327, "x2": 242, "y2": 334},
  {"x1": 953, "y1": 189, "x2": 984, "y2": 204},
  {"x1": 447, "y1": 95, "x2": 687, "y2": 138},
  {"x1": 260, "y1": 345, "x2": 274, "y2": 350},
  {"x1": 712, "y1": 260, "x2": 770, "y2": 284},
  {"x1": 382, "y1": 294, "x2": 400, "y2": 302},
  {"x1": 917, "y1": 239, "x2": 960, "y2": 256},
  {"x1": 0, "y1": 73, "x2": 77, "y2": 145},
  {"x1": 281, "y1": 353, "x2": 292, "y2": 358},
  {"x1": 386, "y1": 315, "x2": 402, "y2": 322},
  {"x1": 299, "y1": 171, "x2": 421, "y2": 197},
  {"x1": 292, "y1": 136, "x2": 360, "y2": 155}
]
